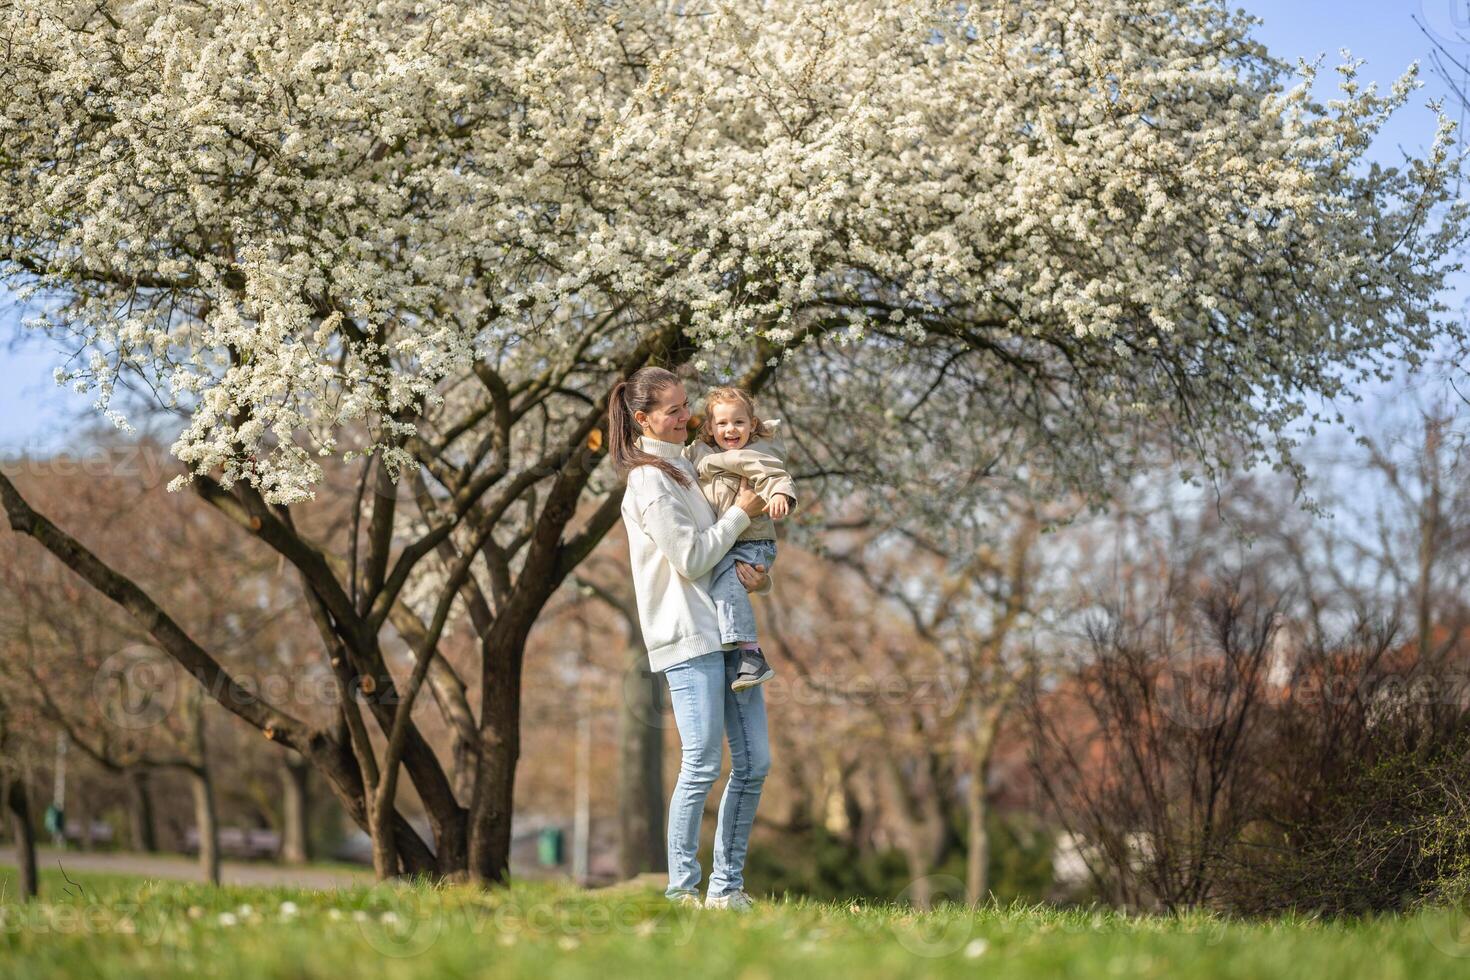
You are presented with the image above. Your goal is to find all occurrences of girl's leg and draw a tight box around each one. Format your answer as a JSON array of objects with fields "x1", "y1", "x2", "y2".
[
  {"x1": 729, "y1": 540, "x2": 779, "y2": 691},
  {"x1": 707, "y1": 542, "x2": 762, "y2": 645},
  {"x1": 661, "y1": 651, "x2": 726, "y2": 898},
  {"x1": 708, "y1": 649, "x2": 772, "y2": 896}
]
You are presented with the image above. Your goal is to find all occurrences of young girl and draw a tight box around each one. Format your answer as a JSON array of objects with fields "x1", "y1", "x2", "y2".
[{"x1": 683, "y1": 387, "x2": 798, "y2": 692}]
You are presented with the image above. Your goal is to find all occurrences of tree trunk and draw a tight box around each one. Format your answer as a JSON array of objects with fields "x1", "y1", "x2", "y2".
[
  {"x1": 905, "y1": 864, "x2": 935, "y2": 911},
  {"x1": 817, "y1": 751, "x2": 852, "y2": 838},
  {"x1": 369, "y1": 789, "x2": 398, "y2": 880},
  {"x1": 964, "y1": 707, "x2": 1003, "y2": 906},
  {"x1": 572, "y1": 712, "x2": 591, "y2": 883},
  {"x1": 467, "y1": 636, "x2": 525, "y2": 885},
  {"x1": 879, "y1": 752, "x2": 950, "y2": 911},
  {"x1": 970, "y1": 758, "x2": 993, "y2": 910},
  {"x1": 5, "y1": 774, "x2": 37, "y2": 900},
  {"x1": 281, "y1": 753, "x2": 310, "y2": 864},
  {"x1": 76, "y1": 788, "x2": 94, "y2": 852},
  {"x1": 451, "y1": 729, "x2": 480, "y2": 812},
  {"x1": 185, "y1": 688, "x2": 220, "y2": 885},
  {"x1": 618, "y1": 656, "x2": 665, "y2": 878},
  {"x1": 964, "y1": 762, "x2": 991, "y2": 906},
  {"x1": 310, "y1": 725, "x2": 437, "y2": 875},
  {"x1": 358, "y1": 665, "x2": 466, "y2": 877},
  {"x1": 1417, "y1": 418, "x2": 1440, "y2": 666},
  {"x1": 125, "y1": 768, "x2": 158, "y2": 853},
  {"x1": 189, "y1": 766, "x2": 220, "y2": 885}
]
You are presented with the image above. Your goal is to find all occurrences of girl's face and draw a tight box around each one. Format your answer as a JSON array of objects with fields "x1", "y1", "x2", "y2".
[
  {"x1": 635, "y1": 383, "x2": 690, "y2": 443},
  {"x1": 710, "y1": 399, "x2": 752, "y2": 450}
]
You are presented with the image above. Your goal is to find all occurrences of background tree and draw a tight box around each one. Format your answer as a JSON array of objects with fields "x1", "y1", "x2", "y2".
[
  {"x1": 1024, "y1": 567, "x2": 1283, "y2": 911},
  {"x1": 0, "y1": 689, "x2": 39, "y2": 899},
  {"x1": 570, "y1": 550, "x2": 669, "y2": 880},
  {"x1": 0, "y1": 433, "x2": 330, "y2": 880},
  {"x1": 808, "y1": 501, "x2": 1052, "y2": 906}
]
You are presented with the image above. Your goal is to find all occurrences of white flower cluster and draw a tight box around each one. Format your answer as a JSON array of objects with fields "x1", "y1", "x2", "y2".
[{"x1": 1, "y1": 0, "x2": 1462, "y2": 502}]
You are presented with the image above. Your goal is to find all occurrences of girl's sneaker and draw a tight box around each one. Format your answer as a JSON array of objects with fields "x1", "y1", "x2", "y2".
[
  {"x1": 669, "y1": 891, "x2": 702, "y2": 909},
  {"x1": 731, "y1": 647, "x2": 775, "y2": 691},
  {"x1": 704, "y1": 889, "x2": 756, "y2": 911}
]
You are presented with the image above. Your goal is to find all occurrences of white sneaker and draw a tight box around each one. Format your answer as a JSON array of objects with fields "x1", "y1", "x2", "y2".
[
  {"x1": 669, "y1": 892, "x2": 702, "y2": 909},
  {"x1": 704, "y1": 889, "x2": 756, "y2": 912}
]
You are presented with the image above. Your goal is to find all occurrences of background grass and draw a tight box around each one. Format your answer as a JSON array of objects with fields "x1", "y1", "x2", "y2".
[{"x1": 6, "y1": 866, "x2": 1470, "y2": 979}]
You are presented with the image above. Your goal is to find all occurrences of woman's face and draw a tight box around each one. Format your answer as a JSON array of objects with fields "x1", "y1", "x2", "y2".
[{"x1": 635, "y1": 382, "x2": 690, "y2": 443}]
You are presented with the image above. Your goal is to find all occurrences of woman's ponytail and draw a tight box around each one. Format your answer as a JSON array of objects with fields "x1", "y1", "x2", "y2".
[{"x1": 607, "y1": 379, "x2": 637, "y2": 471}]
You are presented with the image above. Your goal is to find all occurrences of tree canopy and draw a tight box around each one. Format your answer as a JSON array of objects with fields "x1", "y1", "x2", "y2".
[{"x1": 2, "y1": 0, "x2": 1463, "y2": 508}]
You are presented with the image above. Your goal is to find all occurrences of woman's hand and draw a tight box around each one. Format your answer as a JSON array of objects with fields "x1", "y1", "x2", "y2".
[
  {"x1": 735, "y1": 561, "x2": 770, "y2": 593},
  {"x1": 734, "y1": 477, "x2": 767, "y2": 518}
]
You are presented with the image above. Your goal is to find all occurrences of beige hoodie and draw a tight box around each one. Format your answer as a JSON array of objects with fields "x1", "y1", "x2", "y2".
[{"x1": 682, "y1": 418, "x2": 798, "y2": 543}]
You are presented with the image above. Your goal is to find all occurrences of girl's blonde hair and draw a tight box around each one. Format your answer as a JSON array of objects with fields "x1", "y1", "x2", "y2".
[{"x1": 695, "y1": 386, "x2": 773, "y2": 448}]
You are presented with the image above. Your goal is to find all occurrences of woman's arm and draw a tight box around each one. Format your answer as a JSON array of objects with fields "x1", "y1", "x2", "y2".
[{"x1": 632, "y1": 472, "x2": 752, "y2": 581}]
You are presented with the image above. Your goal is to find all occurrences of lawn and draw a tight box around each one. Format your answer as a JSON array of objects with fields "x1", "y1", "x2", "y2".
[{"x1": 4, "y1": 866, "x2": 1470, "y2": 979}]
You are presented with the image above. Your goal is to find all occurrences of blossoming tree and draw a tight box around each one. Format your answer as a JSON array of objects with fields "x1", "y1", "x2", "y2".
[{"x1": 1, "y1": 0, "x2": 1464, "y2": 883}]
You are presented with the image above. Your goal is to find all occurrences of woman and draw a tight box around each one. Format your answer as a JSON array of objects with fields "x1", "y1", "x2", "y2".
[{"x1": 609, "y1": 365, "x2": 773, "y2": 911}]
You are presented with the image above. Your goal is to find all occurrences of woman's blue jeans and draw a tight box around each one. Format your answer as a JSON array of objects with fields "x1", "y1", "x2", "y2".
[{"x1": 661, "y1": 649, "x2": 771, "y2": 899}]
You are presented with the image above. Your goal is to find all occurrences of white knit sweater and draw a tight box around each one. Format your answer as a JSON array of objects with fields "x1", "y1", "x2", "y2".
[{"x1": 620, "y1": 433, "x2": 773, "y2": 672}]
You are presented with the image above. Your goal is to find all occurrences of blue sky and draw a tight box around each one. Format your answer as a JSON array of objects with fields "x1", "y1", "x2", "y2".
[
  {"x1": 1253, "y1": 2, "x2": 1468, "y2": 174},
  {"x1": 1, "y1": 0, "x2": 1466, "y2": 456}
]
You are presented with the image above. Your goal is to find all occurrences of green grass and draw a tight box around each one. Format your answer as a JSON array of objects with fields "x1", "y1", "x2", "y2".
[{"x1": 5, "y1": 866, "x2": 1470, "y2": 978}]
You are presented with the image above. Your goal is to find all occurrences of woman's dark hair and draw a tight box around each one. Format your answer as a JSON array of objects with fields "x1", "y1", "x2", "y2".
[{"x1": 608, "y1": 366, "x2": 693, "y2": 488}]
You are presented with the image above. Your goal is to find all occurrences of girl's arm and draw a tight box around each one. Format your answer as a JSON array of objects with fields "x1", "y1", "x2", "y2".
[
  {"x1": 682, "y1": 439, "x2": 713, "y2": 465},
  {"x1": 630, "y1": 469, "x2": 752, "y2": 581},
  {"x1": 695, "y1": 444, "x2": 797, "y2": 514}
]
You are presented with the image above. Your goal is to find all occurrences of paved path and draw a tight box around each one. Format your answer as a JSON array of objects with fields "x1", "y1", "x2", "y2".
[{"x1": 0, "y1": 846, "x2": 375, "y2": 890}]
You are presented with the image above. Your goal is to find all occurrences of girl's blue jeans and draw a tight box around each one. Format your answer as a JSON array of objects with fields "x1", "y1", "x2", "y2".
[
  {"x1": 661, "y1": 648, "x2": 771, "y2": 899},
  {"x1": 707, "y1": 538, "x2": 778, "y2": 645}
]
